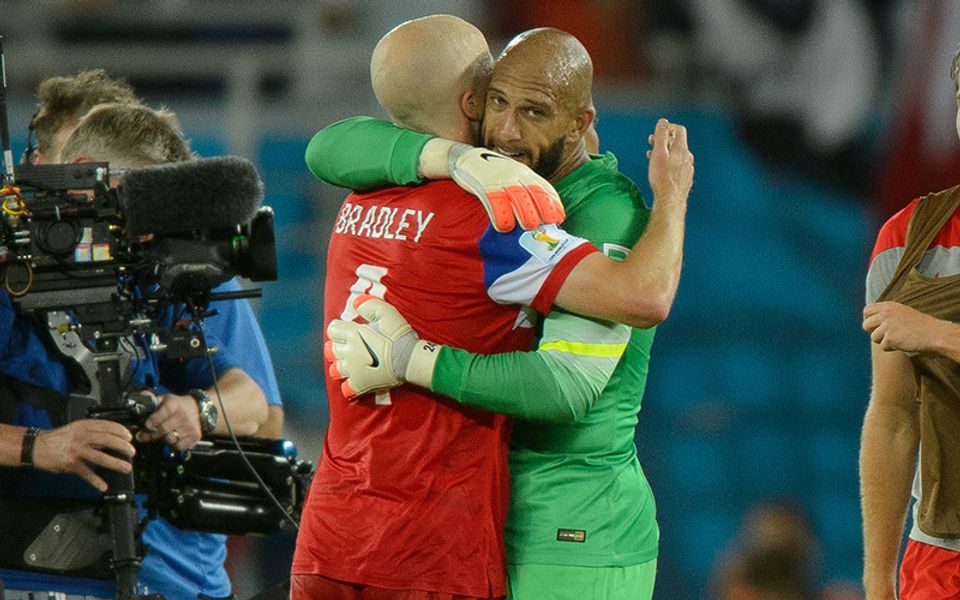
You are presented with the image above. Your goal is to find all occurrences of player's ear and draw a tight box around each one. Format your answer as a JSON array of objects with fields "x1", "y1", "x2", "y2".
[
  {"x1": 461, "y1": 90, "x2": 482, "y2": 122},
  {"x1": 566, "y1": 106, "x2": 595, "y2": 143}
]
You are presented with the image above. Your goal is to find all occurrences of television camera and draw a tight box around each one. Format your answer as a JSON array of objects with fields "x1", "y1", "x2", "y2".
[
  {"x1": 0, "y1": 38, "x2": 312, "y2": 600},
  {"x1": 1, "y1": 158, "x2": 312, "y2": 596}
]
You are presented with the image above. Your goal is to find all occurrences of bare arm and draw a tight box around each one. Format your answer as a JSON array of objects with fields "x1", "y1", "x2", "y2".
[
  {"x1": 139, "y1": 368, "x2": 268, "y2": 449},
  {"x1": 860, "y1": 345, "x2": 919, "y2": 600},
  {"x1": 205, "y1": 368, "x2": 269, "y2": 437},
  {"x1": 256, "y1": 405, "x2": 285, "y2": 439},
  {"x1": 553, "y1": 119, "x2": 692, "y2": 328}
]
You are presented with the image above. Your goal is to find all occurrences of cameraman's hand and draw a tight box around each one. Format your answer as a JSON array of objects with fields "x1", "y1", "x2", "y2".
[
  {"x1": 33, "y1": 420, "x2": 135, "y2": 492},
  {"x1": 136, "y1": 392, "x2": 201, "y2": 451}
]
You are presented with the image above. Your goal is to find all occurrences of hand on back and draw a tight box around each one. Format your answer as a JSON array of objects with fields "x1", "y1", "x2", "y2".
[
  {"x1": 326, "y1": 295, "x2": 420, "y2": 398},
  {"x1": 448, "y1": 145, "x2": 566, "y2": 233}
]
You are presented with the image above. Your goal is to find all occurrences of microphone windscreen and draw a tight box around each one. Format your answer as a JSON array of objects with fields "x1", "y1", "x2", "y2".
[{"x1": 119, "y1": 156, "x2": 264, "y2": 236}]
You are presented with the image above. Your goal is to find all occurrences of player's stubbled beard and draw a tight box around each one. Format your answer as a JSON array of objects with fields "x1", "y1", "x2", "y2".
[
  {"x1": 532, "y1": 136, "x2": 567, "y2": 181},
  {"x1": 481, "y1": 115, "x2": 568, "y2": 181}
]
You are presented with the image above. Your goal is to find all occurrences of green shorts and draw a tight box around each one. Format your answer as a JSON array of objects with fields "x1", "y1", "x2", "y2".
[{"x1": 506, "y1": 558, "x2": 657, "y2": 600}]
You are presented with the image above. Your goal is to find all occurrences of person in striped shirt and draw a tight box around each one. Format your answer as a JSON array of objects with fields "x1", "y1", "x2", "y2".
[{"x1": 861, "y1": 43, "x2": 960, "y2": 600}]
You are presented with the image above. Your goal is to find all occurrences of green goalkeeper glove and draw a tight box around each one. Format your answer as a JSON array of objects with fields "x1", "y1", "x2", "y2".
[
  {"x1": 325, "y1": 295, "x2": 441, "y2": 399},
  {"x1": 418, "y1": 138, "x2": 566, "y2": 233}
]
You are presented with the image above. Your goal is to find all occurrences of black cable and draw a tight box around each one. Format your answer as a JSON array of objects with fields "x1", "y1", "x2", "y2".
[
  {"x1": 187, "y1": 299, "x2": 299, "y2": 531},
  {"x1": 118, "y1": 334, "x2": 141, "y2": 391}
]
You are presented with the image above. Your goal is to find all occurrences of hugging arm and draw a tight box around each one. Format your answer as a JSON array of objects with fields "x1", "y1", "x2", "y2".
[
  {"x1": 327, "y1": 298, "x2": 626, "y2": 424},
  {"x1": 552, "y1": 119, "x2": 691, "y2": 328},
  {"x1": 433, "y1": 310, "x2": 628, "y2": 423},
  {"x1": 306, "y1": 116, "x2": 564, "y2": 232},
  {"x1": 305, "y1": 116, "x2": 428, "y2": 190}
]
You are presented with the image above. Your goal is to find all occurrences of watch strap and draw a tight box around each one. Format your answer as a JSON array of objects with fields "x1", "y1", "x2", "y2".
[
  {"x1": 188, "y1": 388, "x2": 217, "y2": 434},
  {"x1": 20, "y1": 427, "x2": 40, "y2": 467}
]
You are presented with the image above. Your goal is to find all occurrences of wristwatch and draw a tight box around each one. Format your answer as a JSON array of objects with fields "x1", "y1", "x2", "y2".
[
  {"x1": 20, "y1": 427, "x2": 40, "y2": 467},
  {"x1": 188, "y1": 388, "x2": 219, "y2": 435}
]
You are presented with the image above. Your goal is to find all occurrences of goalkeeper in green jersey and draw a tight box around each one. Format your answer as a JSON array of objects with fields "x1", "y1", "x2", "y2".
[{"x1": 319, "y1": 27, "x2": 693, "y2": 600}]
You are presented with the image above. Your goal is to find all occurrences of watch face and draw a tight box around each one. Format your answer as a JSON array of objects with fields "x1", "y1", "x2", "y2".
[
  {"x1": 201, "y1": 402, "x2": 218, "y2": 431},
  {"x1": 192, "y1": 390, "x2": 218, "y2": 433}
]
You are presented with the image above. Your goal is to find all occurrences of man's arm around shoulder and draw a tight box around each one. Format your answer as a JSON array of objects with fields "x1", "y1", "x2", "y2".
[{"x1": 305, "y1": 116, "x2": 429, "y2": 190}]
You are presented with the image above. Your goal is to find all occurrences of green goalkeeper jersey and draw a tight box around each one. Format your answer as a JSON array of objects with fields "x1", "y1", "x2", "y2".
[
  {"x1": 503, "y1": 155, "x2": 657, "y2": 567},
  {"x1": 306, "y1": 117, "x2": 659, "y2": 567}
]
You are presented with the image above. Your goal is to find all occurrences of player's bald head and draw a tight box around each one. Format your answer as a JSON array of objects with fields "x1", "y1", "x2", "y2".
[
  {"x1": 495, "y1": 28, "x2": 593, "y2": 115},
  {"x1": 481, "y1": 28, "x2": 596, "y2": 181},
  {"x1": 370, "y1": 15, "x2": 492, "y2": 138}
]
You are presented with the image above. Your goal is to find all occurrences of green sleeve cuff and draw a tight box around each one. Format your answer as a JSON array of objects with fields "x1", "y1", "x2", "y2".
[
  {"x1": 304, "y1": 116, "x2": 434, "y2": 190},
  {"x1": 388, "y1": 126, "x2": 433, "y2": 185},
  {"x1": 431, "y1": 345, "x2": 469, "y2": 400}
]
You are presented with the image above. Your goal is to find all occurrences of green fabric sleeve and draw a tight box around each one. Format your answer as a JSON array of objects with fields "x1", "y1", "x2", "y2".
[
  {"x1": 304, "y1": 116, "x2": 434, "y2": 190},
  {"x1": 432, "y1": 346, "x2": 582, "y2": 424},
  {"x1": 431, "y1": 311, "x2": 629, "y2": 424}
]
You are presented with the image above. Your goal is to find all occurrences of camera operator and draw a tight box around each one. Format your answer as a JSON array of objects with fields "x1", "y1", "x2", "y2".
[
  {"x1": 28, "y1": 69, "x2": 284, "y2": 439},
  {"x1": 26, "y1": 69, "x2": 140, "y2": 166},
  {"x1": 0, "y1": 102, "x2": 275, "y2": 600}
]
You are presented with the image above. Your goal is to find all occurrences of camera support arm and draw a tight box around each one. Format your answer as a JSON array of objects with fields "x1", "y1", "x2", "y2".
[{"x1": 93, "y1": 333, "x2": 143, "y2": 600}]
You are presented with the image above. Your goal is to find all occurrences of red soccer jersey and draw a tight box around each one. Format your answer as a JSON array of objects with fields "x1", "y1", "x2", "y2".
[{"x1": 292, "y1": 181, "x2": 596, "y2": 597}]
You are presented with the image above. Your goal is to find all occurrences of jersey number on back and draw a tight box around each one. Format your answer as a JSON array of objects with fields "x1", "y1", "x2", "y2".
[{"x1": 341, "y1": 264, "x2": 392, "y2": 405}]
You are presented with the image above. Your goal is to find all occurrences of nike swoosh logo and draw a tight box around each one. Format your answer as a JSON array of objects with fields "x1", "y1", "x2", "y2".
[
  {"x1": 360, "y1": 334, "x2": 380, "y2": 368},
  {"x1": 479, "y1": 152, "x2": 506, "y2": 161}
]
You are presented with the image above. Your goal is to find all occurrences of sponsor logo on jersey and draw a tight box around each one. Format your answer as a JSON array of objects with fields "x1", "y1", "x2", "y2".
[
  {"x1": 532, "y1": 229, "x2": 560, "y2": 250},
  {"x1": 519, "y1": 225, "x2": 573, "y2": 263}
]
